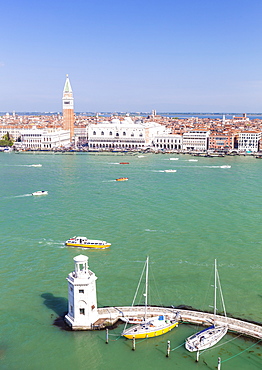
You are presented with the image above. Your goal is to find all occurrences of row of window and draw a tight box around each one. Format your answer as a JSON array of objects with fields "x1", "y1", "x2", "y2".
[
  {"x1": 89, "y1": 143, "x2": 145, "y2": 148},
  {"x1": 156, "y1": 139, "x2": 181, "y2": 143},
  {"x1": 93, "y1": 131, "x2": 143, "y2": 137},
  {"x1": 23, "y1": 137, "x2": 52, "y2": 141}
]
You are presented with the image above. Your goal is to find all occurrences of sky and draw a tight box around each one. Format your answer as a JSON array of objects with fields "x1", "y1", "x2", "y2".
[{"x1": 1, "y1": 0, "x2": 262, "y2": 113}]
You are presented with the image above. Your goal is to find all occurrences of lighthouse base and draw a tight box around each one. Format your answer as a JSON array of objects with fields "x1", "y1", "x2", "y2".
[{"x1": 64, "y1": 314, "x2": 95, "y2": 330}]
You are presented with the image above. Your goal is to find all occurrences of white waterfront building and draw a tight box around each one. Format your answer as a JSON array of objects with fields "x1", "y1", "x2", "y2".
[
  {"x1": 65, "y1": 255, "x2": 99, "y2": 330},
  {"x1": 19, "y1": 127, "x2": 70, "y2": 149},
  {"x1": 153, "y1": 134, "x2": 182, "y2": 151},
  {"x1": 237, "y1": 131, "x2": 261, "y2": 153},
  {"x1": 0, "y1": 127, "x2": 21, "y2": 141},
  {"x1": 182, "y1": 130, "x2": 210, "y2": 152},
  {"x1": 88, "y1": 117, "x2": 168, "y2": 150}
]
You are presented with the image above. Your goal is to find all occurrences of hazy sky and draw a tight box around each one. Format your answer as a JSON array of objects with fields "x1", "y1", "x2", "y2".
[{"x1": 1, "y1": 0, "x2": 262, "y2": 112}]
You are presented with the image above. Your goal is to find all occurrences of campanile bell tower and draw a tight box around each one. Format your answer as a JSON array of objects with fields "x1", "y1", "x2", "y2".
[{"x1": 62, "y1": 74, "x2": 75, "y2": 141}]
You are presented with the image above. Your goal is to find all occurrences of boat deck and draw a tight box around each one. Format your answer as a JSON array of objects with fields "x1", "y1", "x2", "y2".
[{"x1": 96, "y1": 306, "x2": 262, "y2": 340}]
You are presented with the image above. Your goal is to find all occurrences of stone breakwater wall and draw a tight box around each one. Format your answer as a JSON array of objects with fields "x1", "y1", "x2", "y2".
[{"x1": 97, "y1": 306, "x2": 262, "y2": 340}]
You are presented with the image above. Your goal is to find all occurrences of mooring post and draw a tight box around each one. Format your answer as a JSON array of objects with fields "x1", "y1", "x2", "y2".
[
  {"x1": 132, "y1": 336, "x2": 136, "y2": 351},
  {"x1": 196, "y1": 350, "x2": 200, "y2": 362},
  {"x1": 218, "y1": 357, "x2": 221, "y2": 370},
  {"x1": 106, "y1": 328, "x2": 109, "y2": 344},
  {"x1": 166, "y1": 340, "x2": 171, "y2": 357}
]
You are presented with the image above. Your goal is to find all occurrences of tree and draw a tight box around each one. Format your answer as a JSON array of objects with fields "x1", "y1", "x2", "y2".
[{"x1": 0, "y1": 132, "x2": 14, "y2": 147}]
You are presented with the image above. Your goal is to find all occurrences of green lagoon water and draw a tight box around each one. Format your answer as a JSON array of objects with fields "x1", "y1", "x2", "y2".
[{"x1": 0, "y1": 152, "x2": 261, "y2": 369}]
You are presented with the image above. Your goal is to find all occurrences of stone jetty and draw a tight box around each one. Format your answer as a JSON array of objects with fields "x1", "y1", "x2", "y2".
[{"x1": 95, "y1": 306, "x2": 262, "y2": 340}]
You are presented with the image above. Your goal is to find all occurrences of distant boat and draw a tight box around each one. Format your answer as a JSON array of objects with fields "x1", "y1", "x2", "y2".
[
  {"x1": 65, "y1": 236, "x2": 111, "y2": 249},
  {"x1": 164, "y1": 169, "x2": 177, "y2": 173},
  {"x1": 32, "y1": 190, "x2": 48, "y2": 196},
  {"x1": 31, "y1": 164, "x2": 42, "y2": 167},
  {"x1": 116, "y1": 177, "x2": 128, "y2": 181},
  {"x1": 121, "y1": 257, "x2": 179, "y2": 339},
  {"x1": 185, "y1": 260, "x2": 228, "y2": 352},
  {"x1": 3, "y1": 147, "x2": 13, "y2": 152},
  {"x1": 119, "y1": 162, "x2": 129, "y2": 165}
]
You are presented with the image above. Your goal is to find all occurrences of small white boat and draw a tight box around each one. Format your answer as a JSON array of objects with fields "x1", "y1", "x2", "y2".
[
  {"x1": 185, "y1": 260, "x2": 228, "y2": 352},
  {"x1": 164, "y1": 169, "x2": 177, "y2": 173},
  {"x1": 31, "y1": 164, "x2": 42, "y2": 167},
  {"x1": 32, "y1": 190, "x2": 48, "y2": 196},
  {"x1": 65, "y1": 236, "x2": 111, "y2": 249}
]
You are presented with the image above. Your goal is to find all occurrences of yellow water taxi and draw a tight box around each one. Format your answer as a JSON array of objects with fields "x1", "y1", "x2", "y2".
[
  {"x1": 65, "y1": 236, "x2": 111, "y2": 249},
  {"x1": 116, "y1": 177, "x2": 128, "y2": 181}
]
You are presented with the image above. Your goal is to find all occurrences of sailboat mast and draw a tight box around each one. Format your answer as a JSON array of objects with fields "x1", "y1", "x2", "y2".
[
  {"x1": 145, "y1": 256, "x2": 149, "y2": 320},
  {"x1": 214, "y1": 259, "x2": 217, "y2": 316}
]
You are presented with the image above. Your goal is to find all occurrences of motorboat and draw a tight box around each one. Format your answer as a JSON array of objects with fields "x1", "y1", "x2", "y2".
[
  {"x1": 65, "y1": 236, "x2": 111, "y2": 249},
  {"x1": 32, "y1": 190, "x2": 48, "y2": 196},
  {"x1": 164, "y1": 169, "x2": 177, "y2": 173},
  {"x1": 116, "y1": 177, "x2": 128, "y2": 181},
  {"x1": 185, "y1": 260, "x2": 228, "y2": 352},
  {"x1": 121, "y1": 257, "x2": 179, "y2": 339},
  {"x1": 119, "y1": 162, "x2": 129, "y2": 164},
  {"x1": 31, "y1": 164, "x2": 42, "y2": 167}
]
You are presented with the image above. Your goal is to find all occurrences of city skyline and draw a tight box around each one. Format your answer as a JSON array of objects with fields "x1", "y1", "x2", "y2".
[{"x1": 1, "y1": 0, "x2": 262, "y2": 112}]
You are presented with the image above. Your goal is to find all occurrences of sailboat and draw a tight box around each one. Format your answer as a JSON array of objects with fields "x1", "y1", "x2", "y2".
[
  {"x1": 121, "y1": 257, "x2": 179, "y2": 339},
  {"x1": 185, "y1": 259, "x2": 228, "y2": 352}
]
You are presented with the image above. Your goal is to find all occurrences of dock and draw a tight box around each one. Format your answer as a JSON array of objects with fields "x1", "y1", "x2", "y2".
[{"x1": 96, "y1": 306, "x2": 262, "y2": 340}]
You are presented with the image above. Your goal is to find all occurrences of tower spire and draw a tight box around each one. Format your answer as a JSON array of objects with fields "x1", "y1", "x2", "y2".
[
  {"x1": 63, "y1": 74, "x2": 73, "y2": 94},
  {"x1": 62, "y1": 74, "x2": 75, "y2": 141}
]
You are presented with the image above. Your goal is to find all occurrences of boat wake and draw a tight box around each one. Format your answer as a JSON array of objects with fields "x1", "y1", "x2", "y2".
[
  {"x1": 3, "y1": 164, "x2": 42, "y2": 167},
  {"x1": 152, "y1": 170, "x2": 177, "y2": 173},
  {"x1": 5, "y1": 194, "x2": 33, "y2": 198},
  {"x1": 203, "y1": 165, "x2": 231, "y2": 169}
]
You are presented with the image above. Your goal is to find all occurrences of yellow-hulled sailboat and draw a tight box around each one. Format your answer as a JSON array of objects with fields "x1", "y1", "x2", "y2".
[{"x1": 121, "y1": 257, "x2": 179, "y2": 339}]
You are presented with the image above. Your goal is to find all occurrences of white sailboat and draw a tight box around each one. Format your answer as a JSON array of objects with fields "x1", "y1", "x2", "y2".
[
  {"x1": 185, "y1": 259, "x2": 228, "y2": 352},
  {"x1": 121, "y1": 257, "x2": 178, "y2": 339}
]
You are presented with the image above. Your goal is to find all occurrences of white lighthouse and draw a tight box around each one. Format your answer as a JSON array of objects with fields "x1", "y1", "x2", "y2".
[{"x1": 65, "y1": 255, "x2": 99, "y2": 330}]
